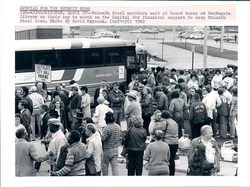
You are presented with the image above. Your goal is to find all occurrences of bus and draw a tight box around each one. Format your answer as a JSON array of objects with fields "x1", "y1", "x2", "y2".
[{"x1": 15, "y1": 37, "x2": 148, "y2": 102}]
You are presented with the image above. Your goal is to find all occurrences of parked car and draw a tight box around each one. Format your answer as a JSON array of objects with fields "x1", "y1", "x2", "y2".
[
  {"x1": 214, "y1": 35, "x2": 234, "y2": 42},
  {"x1": 178, "y1": 31, "x2": 187, "y2": 38},
  {"x1": 95, "y1": 31, "x2": 120, "y2": 38},
  {"x1": 141, "y1": 29, "x2": 150, "y2": 33},
  {"x1": 129, "y1": 29, "x2": 142, "y2": 33},
  {"x1": 148, "y1": 29, "x2": 159, "y2": 34},
  {"x1": 209, "y1": 30, "x2": 221, "y2": 34},
  {"x1": 190, "y1": 33, "x2": 204, "y2": 39},
  {"x1": 159, "y1": 29, "x2": 165, "y2": 32}
]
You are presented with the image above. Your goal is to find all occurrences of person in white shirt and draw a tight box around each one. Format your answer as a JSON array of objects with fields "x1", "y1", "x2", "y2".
[
  {"x1": 222, "y1": 70, "x2": 234, "y2": 91},
  {"x1": 202, "y1": 86, "x2": 221, "y2": 137},
  {"x1": 29, "y1": 86, "x2": 44, "y2": 140},
  {"x1": 92, "y1": 96, "x2": 113, "y2": 134},
  {"x1": 85, "y1": 124, "x2": 103, "y2": 176},
  {"x1": 211, "y1": 69, "x2": 223, "y2": 89},
  {"x1": 218, "y1": 82, "x2": 233, "y2": 104},
  {"x1": 47, "y1": 118, "x2": 68, "y2": 171},
  {"x1": 187, "y1": 74, "x2": 199, "y2": 90}
]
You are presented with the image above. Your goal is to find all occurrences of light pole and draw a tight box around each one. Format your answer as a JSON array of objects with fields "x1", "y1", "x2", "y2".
[
  {"x1": 154, "y1": 26, "x2": 157, "y2": 39},
  {"x1": 203, "y1": 26, "x2": 208, "y2": 69},
  {"x1": 173, "y1": 26, "x2": 176, "y2": 42},
  {"x1": 72, "y1": 29, "x2": 75, "y2": 38},
  {"x1": 162, "y1": 38, "x2": 164, "y2": 61},
  {"x1": 220, "y1": 26, "x2": 224, "y2": 52}
]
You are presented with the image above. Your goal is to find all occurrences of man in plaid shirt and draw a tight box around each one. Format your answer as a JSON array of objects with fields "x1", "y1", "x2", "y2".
[{"x1": 101, "y1": 112, "x2": 121, "y2": 176}]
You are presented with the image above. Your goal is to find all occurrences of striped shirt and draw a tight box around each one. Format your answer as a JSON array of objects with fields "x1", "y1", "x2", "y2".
[
  {"x1": 101, "y1": 123, "x2": 121, "y2": 149},
  {"x1": 53, "y1": 142, "x2": 86, "y2": 176}
]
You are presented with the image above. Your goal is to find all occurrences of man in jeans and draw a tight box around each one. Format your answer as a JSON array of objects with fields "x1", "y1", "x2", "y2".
[
  {"x1": 101, "y1": 112, "x2": 121, "y2": 176},
  {"x1": 189, "y1": 93, "x2": 208, "y2": 139},
  {"x1": 29, "y1": 85, "x2": 44, "y2": 140}
]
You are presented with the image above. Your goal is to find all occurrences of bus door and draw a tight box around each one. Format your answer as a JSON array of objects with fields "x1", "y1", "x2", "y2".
[
  {"x1": 125, "y1": 51, "x2": 137, "y2": 86},
  {"x1": 136, "y1": 52, "x2": 147, "y2": 70}
]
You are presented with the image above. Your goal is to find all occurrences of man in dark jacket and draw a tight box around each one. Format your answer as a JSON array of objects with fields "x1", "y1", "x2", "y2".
[
  {"x1": 126, "y1": 116, "x2": 147, "y2": 176},
  {"x1": 18, "y1": 100, "x2": 31, "y2": 141},
  {"x1": 94, "y1": 80, "x2": 109, "y2": 107},
  {"x1": 189, "y1": 93, "x2": 207, "y2": 139},
  {"x1": 155, "y1": 86, "x2": 168, "y2": 112},
  {"x1": 20, "y1": 86, "x2": 33, "y2": 115},
  {"x1": 109, "y1": 82, "x2": 125, "y2": 126},
  {"x1": 40, "y1": 104, "x2": 50, "y2": 139},
  {"x1": 138, "y1": 68, "x2": 148, "y2": 85},
  {"x1": 15, "y1": 91, "x2": 22, "y2": 113},
  {"x1": 35, "y1": 104, "x2": 51, "y2": 171},
  {"x1": 68, "y1": 86, "x2": 81, "y2": 127}
]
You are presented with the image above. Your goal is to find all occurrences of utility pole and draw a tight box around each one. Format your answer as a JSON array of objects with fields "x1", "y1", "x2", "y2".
[
  {"x1": 162, "y1": 38, "x2": 164, "y2": 61},
  {"x1": 220, "y1": 26, "x2": 224, "y2": 52},
  {"x1": 191, "y1": 45, "x2": 195, "y2": 71},
  {"x1": 173, "y1": 26, "x2": 176, "y2": 42},
  {"x1": 203, "y1": 26, "x2": 208, "y2": 69}
]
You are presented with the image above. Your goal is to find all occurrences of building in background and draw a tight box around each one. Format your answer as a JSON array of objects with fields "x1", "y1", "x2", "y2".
[{"x1": 15, "y1": 26, "x2": 63, "y2": 40}]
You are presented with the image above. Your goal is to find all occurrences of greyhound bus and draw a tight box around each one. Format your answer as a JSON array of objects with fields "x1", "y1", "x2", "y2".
[{"x1": 15, "y1": 37, "x2": 148, "y2": 101}]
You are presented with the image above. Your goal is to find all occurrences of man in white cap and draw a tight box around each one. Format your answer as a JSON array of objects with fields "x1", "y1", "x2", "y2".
[
  {"x1": 138, "y1": 68, "x2": 148, "y2": 84},
  {"x1": 47, "y1": 118, "x2": 68, "y2": 172},
  {"x1": 29, "y1": 85, "x2": 44, "y2": 140},
  {"x1": 125, "y1": 90, "x2": 142, "y2": 129}
]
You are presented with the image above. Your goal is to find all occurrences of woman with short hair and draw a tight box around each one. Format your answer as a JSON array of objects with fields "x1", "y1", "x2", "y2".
[
  {"x1": 140, "y1": 86, "x2": 153, "y2": 135},
  {"x1": 197, "y1": 70, "x2": 205, "y2": 88},
  {"x1": 211, "y1": 69, "x2": 223, "y2": 89},
  {"x1": 80, "y1": 86, "x2": 91, "y2": 118},
  {"x1": 49, "y1": 100, "x2": 67, "y2": 132},
  {"x1": 144, "y1": 130, "x2": 170, "y2": 176},
  {"x1": 92, "y1": 96, "x2": 113, "y2": 134},
  {"x1": 187, "y1": 74, "x2": 199, "y2": 90},
  {"x1": 169, "y1": 90, "x2": 185, "y2": 138},
  {"x1": 148, "y1": 110, "x2": 162, "y2": 141},
  {"x1": 153, "y1": 110, "x2": 179, "y2": 176},
  {"x1": 126, "y1": 116, "x2": 147, "y2": 176}
]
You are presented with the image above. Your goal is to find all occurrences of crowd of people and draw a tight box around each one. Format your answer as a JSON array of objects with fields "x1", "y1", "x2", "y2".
[{"x1": 15, "y1": 64, "x2": 238, "y2": 176}]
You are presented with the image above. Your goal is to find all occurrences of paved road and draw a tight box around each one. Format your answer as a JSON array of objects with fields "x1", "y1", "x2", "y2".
[{"x1": 118, "y1": 31, "x2": 238, "y2": 69}]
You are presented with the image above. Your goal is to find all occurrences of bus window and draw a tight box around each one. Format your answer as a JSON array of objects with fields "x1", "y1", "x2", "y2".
[
  {"x1": 106, "y1": 48, "x2": 124, "y2": 65},
  {"x1": 84, "y1": 49, "x2": 103, "y2": 66},
  {"x1": 61, "y1": 50, "x2": 82, "y2": 68},
  {"x1": 126, "y1": 55, "x2": 136, "y2": 69},
  {"x1": 15, "y1": 51, "x2": 33, "y2": 71},
  {"x1": 137, "y1": 54, "x2": 147, "y2": 69},
  {"x1": 35, "y1": 51, "x2": 59, "y2": 69}
]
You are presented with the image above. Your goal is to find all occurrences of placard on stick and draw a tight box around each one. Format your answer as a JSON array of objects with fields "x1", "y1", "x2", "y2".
[{"x1": 35, "y1": 64, "x2": 52, "y2": 83}]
